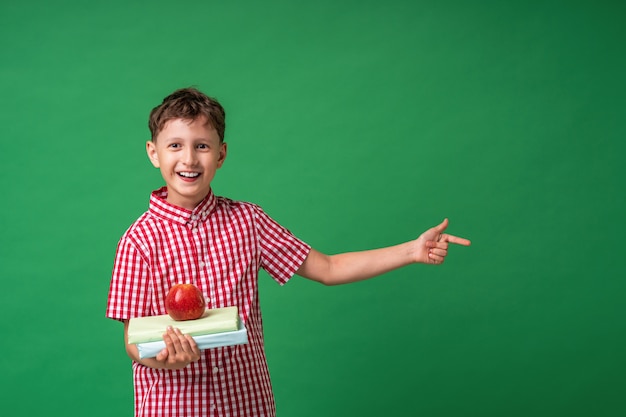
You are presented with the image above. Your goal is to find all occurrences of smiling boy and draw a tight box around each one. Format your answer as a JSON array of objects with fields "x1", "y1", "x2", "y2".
[
  {"x1": 146, "y1": 116, "x2": 226, "y2": 210},
  {"x1": 106, "y1": 87, "x2": 471, "y2": 417}
]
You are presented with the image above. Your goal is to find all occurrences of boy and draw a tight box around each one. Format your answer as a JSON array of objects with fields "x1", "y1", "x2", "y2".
[{"x1": 106, "y1": 87, "x2": 471, "y2": 417}]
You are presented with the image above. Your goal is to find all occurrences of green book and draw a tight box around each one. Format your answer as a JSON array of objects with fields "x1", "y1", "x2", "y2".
[{"x1": 128, "y1": 306, "x2": 240, "y2": 344}]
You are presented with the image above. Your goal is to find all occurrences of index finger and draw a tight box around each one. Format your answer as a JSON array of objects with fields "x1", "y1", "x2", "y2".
[
  {"x1": 162, "y1": 327, "x2": 181, "y2": 355},
  {"x1": 445, "y1": 234, "x2": 471, "y2": 246}
]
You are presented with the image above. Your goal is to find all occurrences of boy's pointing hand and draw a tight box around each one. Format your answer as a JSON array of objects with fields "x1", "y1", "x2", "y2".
[{"x1": 415, "y1": 218, "x2": 471, "y2": 265}]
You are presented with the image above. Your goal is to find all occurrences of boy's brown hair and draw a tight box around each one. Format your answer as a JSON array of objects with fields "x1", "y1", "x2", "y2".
[{"x1": 148, "y1": 87, "x2": 226, "y2": 142}]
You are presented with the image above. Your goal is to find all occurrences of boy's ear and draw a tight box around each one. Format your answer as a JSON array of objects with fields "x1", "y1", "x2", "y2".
[
  {"x1": 146, "y1": 140, "x2": 160, "y2": 168},
  {"x1": 217, "y1": 142, "x2": 228, "y2": 168}
]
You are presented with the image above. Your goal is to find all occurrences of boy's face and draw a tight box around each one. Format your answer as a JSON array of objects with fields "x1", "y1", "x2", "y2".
[{"x1": 146, "y1": 116, "x2": 227, "y2": 210}]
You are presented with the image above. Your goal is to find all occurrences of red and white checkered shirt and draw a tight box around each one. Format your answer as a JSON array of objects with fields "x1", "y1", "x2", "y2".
[{"x1": 106, "y1": 187, "x2": 310, "y2": 417}]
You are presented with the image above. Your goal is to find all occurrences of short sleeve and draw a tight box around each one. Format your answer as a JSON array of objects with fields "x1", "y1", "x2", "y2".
[
  {"x1": 254, "y1": 206, "x2": 311, "y2": 285},
  {"x1": 106, "y1": 235, "x2": 152, "y2": 321}
]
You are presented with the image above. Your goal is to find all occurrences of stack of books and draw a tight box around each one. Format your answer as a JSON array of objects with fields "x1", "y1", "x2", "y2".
[{"x1": 128, "y1": 306, "x2": 248, "y2": 358}]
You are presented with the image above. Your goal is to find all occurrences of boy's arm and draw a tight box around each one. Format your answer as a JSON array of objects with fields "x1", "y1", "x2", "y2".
[
  {"x1": 123, "y1": 320, "x2": 201, "y2": 370},
  {"x1": 296, "y1": 218, "x2": 470, "y2": 285}
]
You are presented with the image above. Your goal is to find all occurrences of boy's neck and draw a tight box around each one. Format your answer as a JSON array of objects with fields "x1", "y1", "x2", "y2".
[{"x1": 163, "y1": 186, "x2": 212, "y2": 212}]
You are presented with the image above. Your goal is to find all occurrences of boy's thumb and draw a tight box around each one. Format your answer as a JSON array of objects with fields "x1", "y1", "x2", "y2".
[
  {"x1": 156, "y1": 348, "x2": 168, "y2": 362},
  {"x1": 436, "y1": 218, "x2": 449, "y2": 233}
]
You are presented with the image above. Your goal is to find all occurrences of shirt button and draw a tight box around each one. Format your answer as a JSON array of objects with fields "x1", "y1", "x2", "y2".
[
  {"x1": 199, "y1": 261, "x2": 205, "y2": 268},
  {"x1": 213, "y1": 366, "x2": 219, "y2": 373}
]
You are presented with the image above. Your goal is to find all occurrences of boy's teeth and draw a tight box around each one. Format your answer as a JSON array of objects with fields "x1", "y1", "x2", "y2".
[{"x1": 179, "y1": 172, "x2": 199, "y2": 178}]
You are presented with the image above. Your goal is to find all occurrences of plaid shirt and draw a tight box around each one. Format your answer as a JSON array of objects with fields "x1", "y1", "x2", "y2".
[{"x1": 106, "y1": 187, "x2": 310, "y2": 417}]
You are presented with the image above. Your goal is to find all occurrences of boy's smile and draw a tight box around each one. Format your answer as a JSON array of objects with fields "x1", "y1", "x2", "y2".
[{"x1": 146, "y1": 116, "x2": 227, "y2": 210}]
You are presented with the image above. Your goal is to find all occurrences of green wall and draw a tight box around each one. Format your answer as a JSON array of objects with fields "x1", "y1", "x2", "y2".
[{"x1": 1, "y1": 1, "x2": 624, "y2": 416}]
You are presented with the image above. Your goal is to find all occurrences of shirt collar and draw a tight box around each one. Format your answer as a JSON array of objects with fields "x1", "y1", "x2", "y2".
[{"x1": 149, "y1": 186, "x2": 217, "y2": 226}]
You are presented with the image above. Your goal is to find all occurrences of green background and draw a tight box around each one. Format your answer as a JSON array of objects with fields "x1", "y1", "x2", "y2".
[{"x1": 1, "y1": 1, "x2": 624, "y2": 416}]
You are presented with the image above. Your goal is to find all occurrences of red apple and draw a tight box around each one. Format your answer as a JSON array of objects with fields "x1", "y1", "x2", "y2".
[{"x1": 165, "y1": 283, "x2": 206, "y2": 321}]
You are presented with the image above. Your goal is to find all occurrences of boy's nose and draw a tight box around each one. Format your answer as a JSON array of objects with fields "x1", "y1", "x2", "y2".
[{"x1": 182, "y1": 148, "x2": 197, "y2": 165}]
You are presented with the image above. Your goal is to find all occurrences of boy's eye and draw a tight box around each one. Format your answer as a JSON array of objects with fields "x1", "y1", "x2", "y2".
[
  {"x1": 197, "y1": 144, "x2": 209, "y2": 149},
  {"x1": 169, "y1": 143, "x2": 180, "y2": 149}
]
